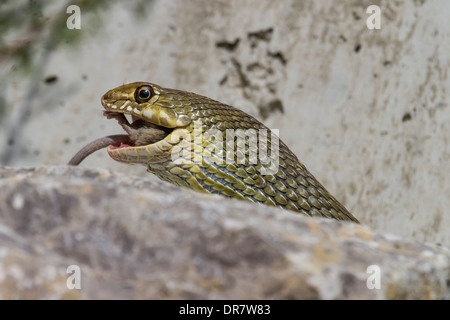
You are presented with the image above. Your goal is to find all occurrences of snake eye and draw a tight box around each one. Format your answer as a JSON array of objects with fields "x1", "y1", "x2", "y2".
[{"x1": 135, "y1": 85, "x2": 154, "y2": 103}]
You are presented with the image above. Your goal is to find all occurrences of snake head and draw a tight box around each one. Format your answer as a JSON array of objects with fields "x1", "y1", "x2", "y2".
[
  {"x1": 101, "y1": 82, "x2": 191, "y2": 128},
  {"x1": 101, "y1": 82, "x2": 193, "y2": 164}
]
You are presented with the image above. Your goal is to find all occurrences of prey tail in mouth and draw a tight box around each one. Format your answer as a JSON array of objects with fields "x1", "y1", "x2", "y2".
[
  {"x1": 104, "y1": 112, "x2": 172, "y2": 147},
  {"x1": 67, "y1": 134, "x2": 130, "y2": 166},
  {"x1": 67, "y1": 112, "x2": 171, "y2": 166}
]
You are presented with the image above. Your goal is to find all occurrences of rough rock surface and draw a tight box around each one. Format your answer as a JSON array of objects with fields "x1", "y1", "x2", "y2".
[{"x1": 0, "y1": 166, "x2": 448, "y2": 299}]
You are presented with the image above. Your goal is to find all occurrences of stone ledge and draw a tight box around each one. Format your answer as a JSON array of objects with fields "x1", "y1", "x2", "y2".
[{"x1": 0, "y1": 166, "x2": 448, "y2": 299}]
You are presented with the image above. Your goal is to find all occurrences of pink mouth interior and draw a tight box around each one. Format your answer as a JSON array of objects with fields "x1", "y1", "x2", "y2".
[{"x1": 109, "y1": 142, "x2": 132, "y2": 150}]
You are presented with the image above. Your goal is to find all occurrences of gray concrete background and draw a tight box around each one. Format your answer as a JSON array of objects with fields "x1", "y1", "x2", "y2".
[{"x1": 1, "y1": 1, "x2": 449, "y2": 246}]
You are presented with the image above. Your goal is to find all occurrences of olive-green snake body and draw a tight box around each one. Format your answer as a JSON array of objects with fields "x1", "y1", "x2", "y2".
[{"x1": 69, "y1": 82, "x2": 358, "y2": 223}]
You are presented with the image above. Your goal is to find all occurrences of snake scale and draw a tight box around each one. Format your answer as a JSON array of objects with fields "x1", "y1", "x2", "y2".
[{"x1": 69, "y1": 82, "x2": 358, "y2": 223}]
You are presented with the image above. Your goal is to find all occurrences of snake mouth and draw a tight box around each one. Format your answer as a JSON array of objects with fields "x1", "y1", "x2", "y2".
[
  {"x1": 102, "y1": 109, "x2": 189, "y2": 164},
  {"x1": 103, "y1": 111, "x2": 173, "y2": 149},
  {"x1": 67, "y1": 107, "x2": 187, "y2": 166}
]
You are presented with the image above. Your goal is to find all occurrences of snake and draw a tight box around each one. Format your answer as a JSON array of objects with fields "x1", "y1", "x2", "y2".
[{"x1": 68, "y1": 82, "x2": 359, "y2": 223}]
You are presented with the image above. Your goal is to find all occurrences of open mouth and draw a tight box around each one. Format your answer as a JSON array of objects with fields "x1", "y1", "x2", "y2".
[
  {"x1": 103, "y1": 111, "x2": 173, "y2": 150},
  {"x1": 67, "y1": 109, "x2": 178, "y2": 166},
  {"x1": 67, "y1": 83, "x2": 192, "y2": 167}
]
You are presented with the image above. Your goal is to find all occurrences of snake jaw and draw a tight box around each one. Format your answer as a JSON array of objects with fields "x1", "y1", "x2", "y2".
[
  {"x1": 106, "y1": 127, "x2": 190, "y2": 164},
  {"x1": 101, "y1": 83, "x2": 192, "y2": 164}
]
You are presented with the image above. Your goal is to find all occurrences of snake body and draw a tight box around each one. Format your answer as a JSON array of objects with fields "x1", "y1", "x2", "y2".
[{"x1": 73, "y1": 82, "x2": 358, "y2": 223}]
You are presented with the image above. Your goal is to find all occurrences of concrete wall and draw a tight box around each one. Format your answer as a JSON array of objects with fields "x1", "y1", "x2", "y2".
[{"x1": 1, "y1": 0, "x2": 449, "y2": 246}]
